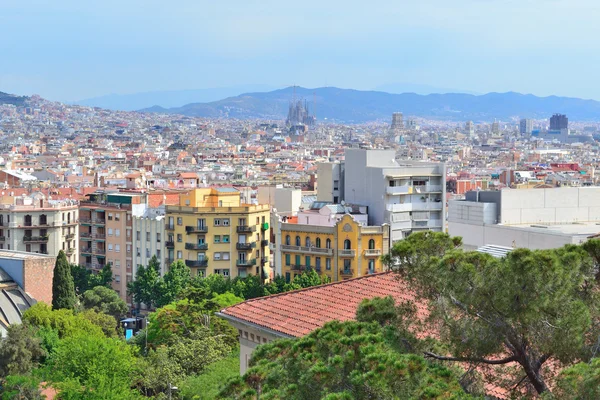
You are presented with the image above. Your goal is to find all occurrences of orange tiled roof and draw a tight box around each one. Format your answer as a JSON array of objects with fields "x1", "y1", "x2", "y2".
[{"x1": 220, "y1": 272, "x2": 424, "y2": 338}]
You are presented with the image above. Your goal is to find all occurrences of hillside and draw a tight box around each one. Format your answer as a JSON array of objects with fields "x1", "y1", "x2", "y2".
[
  {"x1": 139, "y1": 87, "x2": 600, "y2": 122},
  {"x1": 0, "y1": 91, "x2": 27, "y2": 107}
]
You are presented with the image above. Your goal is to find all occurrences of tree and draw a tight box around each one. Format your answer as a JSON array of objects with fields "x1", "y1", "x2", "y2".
[
  {"x1": 23, "y1": 303, "x2": 103, "y2": 339},
  {"x1": 387, "y1": 232, "x2": 600, "y2": 396},
  {"x1": 81, "y1": 285, "x2": 127, "y2": 320},
  {"x1": 179, "y1": 352, "x2": 239, "y2": 400},
  {"x1": 0, "y1": 324, "x2": 46, "y2": 376},
  {"x1": 1, "y1": 375, "x2": 45, "y2": 400},
  {"x1": 48, "y1": 334, "x2": 140, "y2": 399},
  {"x1": 71, "y1": 264, "x2": 113, "y2": 295},
  {"x1": 79, "y1": 309, "x2": 120, "y2": 338},
  {"x1": 156, "y1": 260, "x2": 191, "y2": 307},
  {"x1": 553, "y1": 358, "x2": 600, "y2": 399},
  {"x1": 127, "y1": 256, "x2": 161, "y2": 309},
  {"x1": 52, "y1": 250, "x2": 77, "y2": 310},
  {"x1": 219, "y1": 320, "x2": 471, "y2": 399},
  {"x1": 292, "y1": 269, "x2": 331, "y2": 288}
]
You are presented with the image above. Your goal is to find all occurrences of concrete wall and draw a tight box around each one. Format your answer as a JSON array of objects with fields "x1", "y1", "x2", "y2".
[
  {"x1": 448, "y1": 201, "x2": 497, "y2": 225},
  {"x1": 258, "y1": 187, "x2": 302, "y2": 215}
]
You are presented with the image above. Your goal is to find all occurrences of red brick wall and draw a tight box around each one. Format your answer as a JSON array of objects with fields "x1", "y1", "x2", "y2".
[{"x1": 22, "y1": 258, "x2": 54, "y2": 304}]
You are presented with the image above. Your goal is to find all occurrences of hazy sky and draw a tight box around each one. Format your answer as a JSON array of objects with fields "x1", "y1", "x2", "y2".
[{"x1": 1, "y1": 0, "x2": 599, "y2": 101}]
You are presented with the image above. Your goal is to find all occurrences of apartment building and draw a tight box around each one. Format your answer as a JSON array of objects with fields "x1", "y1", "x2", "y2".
[
  {"x1": 0, "y1": 193, "x2": 79, "y2": 264},
  {"x1": 79, "y1": 191, "x2": 148, "y2": 302},
  {"x1": 165, "y1": 188, "x2": 271, "y2": 279},
  {"x1": 280, "y1": 214, "x2": 389, "y2": 282},
  {"x1": 133, "y1": 207, "x2": 167, "y2": 275},
  {"x1": 342, "y1": 149, "x2": 446, "y2": 242}
]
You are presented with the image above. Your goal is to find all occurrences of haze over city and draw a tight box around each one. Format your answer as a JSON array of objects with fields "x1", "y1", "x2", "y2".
[{"x1": 2, "y1": 0, "x2": 599, "y2": 101}]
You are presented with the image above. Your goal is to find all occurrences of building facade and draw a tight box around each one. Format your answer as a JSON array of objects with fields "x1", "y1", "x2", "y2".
[
  {"x1": 0, "y1": 194, "x2": 79, "y2": 264},
  {"x1": 165, "y1": 188, "x2": 271, "y2": 279},
  {"x1": 519, "y1": 118, "x2": 533, "y2": 135},
  {"x1": 280, "y1": 214, "x2": 389, "y2": 282},
  {"x1": 133, "y1": 208, "x2": 167, "y2": 275}
]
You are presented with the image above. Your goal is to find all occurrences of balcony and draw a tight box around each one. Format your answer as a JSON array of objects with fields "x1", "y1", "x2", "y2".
[
  {"x1": 236, "y1": 242, "x2": 256, "y2": 251},
  {"x1": 236, "y1": 225, "x2": 256, "y2": 233},
  {"x1": 165, "y1": 224, "x2": 175, "y2": 231},
  {"x1": 94, "y1": 233, "x2": 106, "y2": 240},
  {"x1": 185, "y1": 225, "x2": 208, "y2": 234},
  {"x1": 386, "y1": 185, "x2": 411, "y2": 195},
  {"x1": 290, "y1": 264, "x2": 306, "y2": 271},
  {"x1": 66, "y1": 247, "x2": 76, "y2": 255},
  {"x1": 66, "y1": 233, "x2": 75, "y2": 240},
  {"x1": 413, "y1": 220, "x2": 443, "y2": 229},
  {"x1": 81, "y1": 248, "x2": 92, "y2": 254},
  {"x1": 341, "y1": 268, "x2": 354, "y2": 276},
  {"x1": 412, "y1": 202, "x2": 443, "y2": 211},
  {"x1": 80, "y1": 218, "x2": 93, "y2": 225},
  {"x1": 236, "y1": 258, "x2": 256, "y2": 267},
  {"x1": 23, "y1": 235, "x2": 49, "y2": 243},
  {"x1": 364, "y1": 249, "x2": 382, "y2": 257},
  {"x1": 280, "y1": 244, "x2": 334, "y2": 256},
  {"x1": 261, "y1": 239, "x2": 269, "y2": 247},
  {"x1": 94, "y1": 248, "x2": 106, "y2": 255},
  {"x1": 339, "y1": 249, "x2": 356, "y2": 257},
  {"x1": 185, "y1": 259, "x2": 208, "y2": 268},
  {"x1": 165, "y1": 241, "x2": 175, "y2": 248},
  {"x1": 185, "y1": 242, "x2": 208, "y2": 250},
  {"x1": 0, "y1": 236, "x2": 5, "y2": 241},
  {"x1": 80, "y1": 232, "x2": 92, "y2": 240},
  {"x1": 413, "y1": 184, "x2": 443, "y2": 193},
  {"x1": 93, "y1": 219, "x2": 105, "y2": 225},
  {"x1": 165, "y1": 258, "x2": 174, "y2": 266}
]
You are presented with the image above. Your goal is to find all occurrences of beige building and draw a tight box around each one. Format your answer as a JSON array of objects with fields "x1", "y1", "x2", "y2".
[
  {"x1": 79, "y1": 191, "x2": 148, "y2": 303},
  {"x1": 0, "y1": 193, "x2": 79, "y2": 264}
]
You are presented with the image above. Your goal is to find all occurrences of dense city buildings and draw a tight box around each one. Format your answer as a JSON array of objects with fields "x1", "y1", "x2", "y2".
[
  {"x1": 519, "y1": 118, "x2": 533, "y2": 134},
  {"x1": 550, "y1": 113, "x2": 569, "y2": 130}
]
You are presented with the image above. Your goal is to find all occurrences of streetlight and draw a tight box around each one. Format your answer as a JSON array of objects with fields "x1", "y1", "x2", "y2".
[{"x1": 168, "y1": 382, "x2": 178, "y2": 400}]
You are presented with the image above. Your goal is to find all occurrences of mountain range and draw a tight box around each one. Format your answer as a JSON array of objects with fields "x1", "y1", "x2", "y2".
[
  {"x1": 139, "y1": 86, "x2": 600, "y2": 123},
  {"x1": 0, "y1": 91, "x2": 27, "y2": 107}
]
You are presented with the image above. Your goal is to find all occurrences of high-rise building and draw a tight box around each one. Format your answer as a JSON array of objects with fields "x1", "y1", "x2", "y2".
[
  {"x1": 491, "y1": 121, "x2": 500, "y2": 135},
  {"x1": 165, "y1": 188, "x2": 271, "y2": 281},
  {"x1": 519, "y1": 119, "x2": 533, "y2": 135},
  {"x1": 390, "y1": 112, "x2": 403, "y2": 132},
  {"x1": 550, "y1": 114, "x2": 568, "y2": 130},
  {"x1": 0, "y1": 194, "x2": 79, "y2": 263},
  {"x1": 465, "y1": 121, "x2": 475, "y2": 136}
]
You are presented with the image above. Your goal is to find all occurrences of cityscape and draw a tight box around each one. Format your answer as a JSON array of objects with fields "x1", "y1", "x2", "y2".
[{"x1": 2, "y1": 0, "x2": 600, "y2": 399}]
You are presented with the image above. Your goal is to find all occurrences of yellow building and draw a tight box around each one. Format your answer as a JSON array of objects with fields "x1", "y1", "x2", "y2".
[
  {"x1": 280, "y1": 214, "x2": 390, "y2": 282},
  {"x1": 165, "y1": 188, "x2": 271, "y2": 279}
]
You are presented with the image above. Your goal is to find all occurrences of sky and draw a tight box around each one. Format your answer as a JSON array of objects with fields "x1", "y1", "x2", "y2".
[{"x1": 1, "y1": 0, "x2": 599, "y2": 101}]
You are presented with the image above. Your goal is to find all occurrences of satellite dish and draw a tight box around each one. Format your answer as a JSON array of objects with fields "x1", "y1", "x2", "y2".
[{"x1": 341, "y1": 200, "x2": 346, "y2": 205}]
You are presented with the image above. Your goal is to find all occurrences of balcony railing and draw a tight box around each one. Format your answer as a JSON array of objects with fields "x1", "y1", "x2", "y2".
[
  {"x1": 236, "y1": 225, "x2": 256, "y2": 233},
  {"x1": 165, "y1": 224, "x2": 175, "y2": 231},
  {"x1": 94, "y1": 248, "x2": 106, "y2": 255},
  {"x1": 23, "y1": 235, "x2": 49, "y2": 243},
  {"x1": 185, "y1": 259, "x2": 208, "y2": 268},
  {"x1": 364, "y1": 249, "x2": 382, "y2": 257},
  {"x1": 386, "y1": 185, "x2": 411, "y2": 195},
  {"x1": 66, "y1": 233, "x2": 75, "y2": 240},
  {"x1": 339, "y1": 249, "x2": 356, "y2": 257},
  {"x1": 185, "y1": 225, "x2": 208, "y2": 234},
  {"x1": 80, "y1": 232, "x2": 92, "y2": 239},
  {"x1": 280, "y1": 244, "x2": 334, "y2": 256},
  {"x1": 236, "y1": 258, "x2": 256, "y2": 267},
  {"x1": 80, "y1": 218, "x2": 92, "y2": 224},
  {"x1": 81, "y1": 248, "x2": 92, "y2": 254},
  {"x1": 236, "y1": 242, "x2": 256, "y2": 251},
  {"x1": 165, "y1": 241, "x2": 175, "y2": 248},
  {"x1": 185, "y1": 243, "x2": 208, "y2": 250},
  {"x1": 165, "y1": 258, "x2": 174, "y2": 266},
  {"x1": 341, "y1": 268, "x2": 354, "y2": 276},
  {"x1": 66, "y1": 247, "x2": 76, "y2": 254},
  {"x1": 290, "y1": 264, "x2": 306, "y2": 271},
  {"x1": 94, "y1": 233, "x2": 106, "y2": 240},
  {"x1": 93, "y1": 219, "x2": 105, "y2": 225}
]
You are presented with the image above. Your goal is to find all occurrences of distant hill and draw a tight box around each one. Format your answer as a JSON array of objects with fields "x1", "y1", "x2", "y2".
[
  {"x1": 73, "y1": 85, "x2": 276, "y2": 111},
  {"x1": 0, "y1": 91, "x2": 27, "y2": 107},
  {"x1": 139, "y1": 87, "x2": 600, "y2": 122}
]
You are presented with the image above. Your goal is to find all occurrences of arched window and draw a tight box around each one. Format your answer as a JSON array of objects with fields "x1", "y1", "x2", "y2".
[
  {"x1": 305, "y1": 237, "x2": 311, "y2": 247},
  {"x1": 315, "y1": 238, "x2": 321, "y2": 248},
  {"x1": 24, "y1": 215, "x2": 32, "y2": 227},
  {"x1": 326, "y1": 238, "x2": 331, "y2": 249},
  {"x1": 368, "y1": 239, "x2": 375, "y2": 249},
  {"x1": 40, "y1": 214, "x2": 47, "y2": 226},
  {"x1": 0, "y1": 215, "x2": 3, "y2": 226},
  {"x1": 67, "y1": 212, "x2": 71, "y2": 223},
  {"x1": 295, "y1": 236, "x2": 301, "y2": 246},
  {"x1": 285, "y1": 235, "x2": 291, "y2": 245},
  {"x1": 344, "y1": 239, "x2": 351, "y2": 250}
]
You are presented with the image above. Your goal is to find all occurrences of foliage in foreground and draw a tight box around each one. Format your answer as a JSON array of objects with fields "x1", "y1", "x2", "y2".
[{"x1": 179, "y1": 352, "x2": 240, "y2": 400}]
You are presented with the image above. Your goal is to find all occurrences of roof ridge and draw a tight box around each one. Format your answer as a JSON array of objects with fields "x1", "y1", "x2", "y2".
[{"x1": 221, "y1": 271, "x2": 394, "y2": 311}]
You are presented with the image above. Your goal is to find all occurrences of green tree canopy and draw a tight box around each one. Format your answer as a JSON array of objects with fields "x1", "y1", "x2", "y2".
[
  {"x1": 23, "y1": 303, "x2": 103, "y2": 339},
  {"x1": 219, "y1": 320, "x2": 471, "y2": 399},
  {"x1": 127, "y1": 256, "x2": 162, "y2": 309},
  {"x1": 386, "y1": 231, "x2": 600, "y2": 396},
  {"x1": 52, "y1": 250, "x2": 77, "y2": 310},
  {"x1": 0, "y1": 324, "x2": 46, "y2": 377},
  {"x1": 81, "y1": 285, "x2": 127, "y2": 320}
]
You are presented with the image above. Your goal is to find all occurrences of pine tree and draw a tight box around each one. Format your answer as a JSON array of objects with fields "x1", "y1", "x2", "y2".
[{"x1": 52, "y1": 250, "x2": 76, "y2": 310}]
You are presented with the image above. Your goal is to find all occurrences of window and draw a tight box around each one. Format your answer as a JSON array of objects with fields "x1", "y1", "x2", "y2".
[
  {"x1": 126, "y1": 244, "x2": 131, "y2": 254},
  {"x1": 177, "y1": 234, "x2": 182, "y2": 242},
  {"x1": 156, "y1": 233, "x2": 160, "y2": 242},
  {"x1": 146, "y1": 248, "x2": 150, "y2": 257},
  {"x1": 222, "y1": 252, "x2": 230, "y2": 260},
  {"x1": 285, "y1": 272, "x2": 291, "y2": 283},
  {"x1": 108, "y1": 244, "x2": 113, "y2": 251},
  {"x1": 177, "y1": 250, "x2": 182, "y2": 259},
  {"x1": 136, "y1": 231, "x2": 141, "y2": 240},
  {"x1": 108, "y1": 228, "x2": 113, "y2": 236},
  {"x1": 326, "y1": 238, "x2": 331, "y2": 249},
  {"x1": 214, "y1": 235, "x2": 221, "y2": 243},
  {"x1": 177, "y1": 217, "x2": 182, "y2": 226},
  {"x1": 146, "y1": 232, "x2": 150, "y2": 242},
  {"x1": 305, "y1": 237, "x2": 311, "y2": 247},
  {"x1": 136, "y1": 247, "x2": 141, "y2": 256},
  {"x1": 239, "y1": 218, "x2": 247, "y2": 226},
  {"x1": 369, "y1": 239, "x2": 375, "y2": 249},
  {"x1": 214, "y1": 252, "x2": 221, "y2": 260},
  {"x1": 285, "y1": 235, "x2": 291, "y2": 245},
  {"x1": 343, "y1": 259, "x2": 351, "y2": 272},
  {"x1": 295, "y1": 255, "x2": 301, "y2": 266},
  {"x1": 115, "y1": 244, "x2": 120, "y2": 253},
  {"x1": 368, "y1": 259, "x2": 375, "y2": 273},
  {"x1": 222, "y1": 218, "x2": 230, "y2": 226},
  {"x1": 214, "y1": 219, "x2": 221, "y2": 226},
  {"x1": 115, "y1": 275, "x2": 121, "y2": 283},
  {"x1": 197, "y1": 218, "x2": 206, "y2": 229},
  {"x1": 108, "y1": 213, "x2": 113, "y2": 221},
  {"x1": 115, "y1": 260, "x2": 120, "y2": 268},
  {"x1": 326, "y1": 258, "x2": 331, "y2": 270},
  {"x1": 295, "y1": 236, "x2": 301, "y2": 246},
  {"x1": 126, "y1": 229, "x2": 131, "y2": 238},
  {"x1": 316, "y1": 257, "x2": 321, "y2": 269},
  {"x1": 115, "y1": 229, "x2": 120, "y2": 237},
  {"x1": 223, "y1": 269, "x2": 230, "y2": 277},
  {"x1": 285, "y1": 254, "x2": 291, "y2": 266},
  {"x1": 305, "y1": 256, "x2": 310, "y2": 267},
  {"x1": 223, "y1": 235, "x2": 230, "y2": 243},
  {"x1": 157, "y1": 249, "x2": 161, "y2": 258},
  {"x1": 116, "y1": 214, "x2": 121, "y2": 221},
  {"x1": 315, "y1": 237, "x2": 321, "y2": 248},
  {"x1": 344, "y1": 239, "x2": 351, "y2": 249}
]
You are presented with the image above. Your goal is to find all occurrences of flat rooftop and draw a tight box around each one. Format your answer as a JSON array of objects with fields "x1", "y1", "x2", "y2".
[
  {"x1": 498, "y1": 222, "x2": 600, "y2": 237},
  {"x1": 0, "y1": 250, "x2": 55, "y2": 260}
]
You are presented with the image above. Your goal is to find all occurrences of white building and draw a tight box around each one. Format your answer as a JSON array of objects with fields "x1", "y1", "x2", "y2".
[
  {"x1": 449, "y1": 188, "x2": 600, "y2": 250},
  {"x1": 316, "y1": 162, "x2": 343, "y2": 204},
  {"x1": 133, "y1": 207, "x2": 167, "y2": 275}
]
